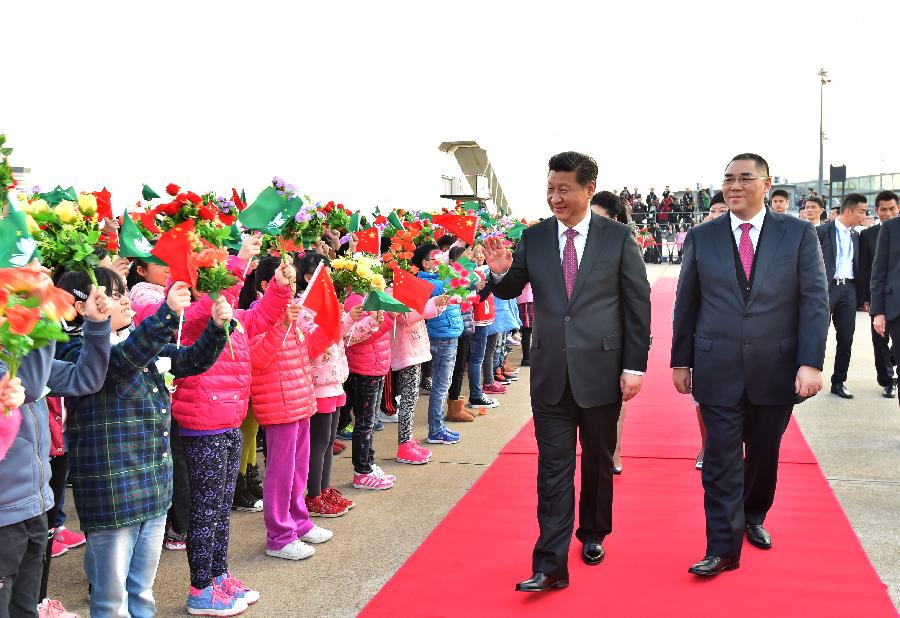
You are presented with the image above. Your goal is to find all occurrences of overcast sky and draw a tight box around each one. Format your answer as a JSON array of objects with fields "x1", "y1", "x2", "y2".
[{"x1": 5, "y1": 1, "x2": 899, "y2": 220}]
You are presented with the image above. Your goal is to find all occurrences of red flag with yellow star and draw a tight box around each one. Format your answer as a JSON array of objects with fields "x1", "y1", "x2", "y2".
[
  {"x1": 151, "y1": 220, "x2": 199, "y2": 288},
  {"x1": 432, "y1": 214, "x2": 478, "y2": 245},
  {"x1": 356, "y1": 226, "x2": 380, "y2": 255}
]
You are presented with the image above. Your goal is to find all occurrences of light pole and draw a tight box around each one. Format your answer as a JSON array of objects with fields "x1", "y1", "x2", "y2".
[{"x1": 817, "y1": 68, "x2": 830, "y2": 197}]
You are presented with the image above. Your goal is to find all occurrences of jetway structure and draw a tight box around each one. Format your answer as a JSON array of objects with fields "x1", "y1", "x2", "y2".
[{"x1": 438, "y1": 141, "x2": 510, "y2": 215}]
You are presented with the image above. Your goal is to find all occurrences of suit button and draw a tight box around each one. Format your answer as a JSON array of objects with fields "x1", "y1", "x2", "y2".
[
  {"x1": 565, "y1": 316, "x2": 571, "y2": 322},
  {"x1": 744, "y1": 340, "x2": 751, "y2": 346},
  {"x1": 743, "y1": 314, "x2": 751, "y2": 320}
]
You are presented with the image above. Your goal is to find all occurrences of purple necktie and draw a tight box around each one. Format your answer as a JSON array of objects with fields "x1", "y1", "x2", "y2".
[
  {"x1": 738, "y1": 223, "x2": 754, "y2": 280},
  {"x1": 563, "y1": 228, "x2": 579, "y2": 298}
]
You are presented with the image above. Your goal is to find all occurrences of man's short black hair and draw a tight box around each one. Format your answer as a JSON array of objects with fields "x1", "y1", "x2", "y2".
[
  {"x1": 875, "y1": 190, "x2": 899, "y2": 208},
  {"x1": 548, "y1": 151, "x2": 598, "y2": 187},
  {"x1": 805, "y1": 196, "x2": 825, "y2": 209},
  {"x1": 770, "y1": 189, "x2": 789, "y2": 200},
  {"x1": 840, "y1": 192, "x2": 867, "y2": 213},
  {"x1": 710, "y1": 191, "x2": 726, "y2": 206},
  {"x1": 728, "y1": 153, "x2": 770, "y2": 177},
  {"x1": 436, "y1": 234, "x2": 456, "y2": 251}
]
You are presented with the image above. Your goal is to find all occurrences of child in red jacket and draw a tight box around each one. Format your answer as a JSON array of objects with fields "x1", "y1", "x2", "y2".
[{"x1": 248, "y1": 256, "x2": 332, "y2": 560}]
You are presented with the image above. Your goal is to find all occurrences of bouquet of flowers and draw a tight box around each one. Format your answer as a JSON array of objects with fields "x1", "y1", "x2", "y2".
[
  {"x1": 0, "y1": 266, "x2": 75, "y2": 390},
  {"x1": 406, "y1": 220, "x2": 437, "y2": 246},
  {"x1": 22, "y1": 194, "x2": 107, "y2": 285},
  {"x1": 329, "y1": 254, "x2": 387, "y2": 302},
  {"x1": 633, "y1": 226, "x2": 655, "y2": 250},
  {"x1": 322, "y1": 201, "x2": 351, "y2": 233},
  {"x1": 380, "y1": 228, "x2": 419, "y2": 284},
  {"x1": 436, "y1": 261, "x2": 478, "y2": 306},
  {"x1": 147, "y1": 183, "x2": 234, "y2": 247}
]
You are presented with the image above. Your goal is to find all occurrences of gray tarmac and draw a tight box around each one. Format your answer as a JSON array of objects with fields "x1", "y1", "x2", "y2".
[{"x1": 48, "y1": 264, "x2": 900, "y2": 615}]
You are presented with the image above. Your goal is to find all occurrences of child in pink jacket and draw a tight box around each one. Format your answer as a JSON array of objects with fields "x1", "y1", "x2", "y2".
[
  {"x1": 248, "y1": 256, "x2": 332, "y2": 561},
  {"x1": 297, "y1": 253, "x2": 379, "y2": 517},
  {"x1": 343, "y1": 291, "x2": 395, "y2": 491},
  {"x1": 389, "y1": 292, "x2": 449, "y2": 465}
]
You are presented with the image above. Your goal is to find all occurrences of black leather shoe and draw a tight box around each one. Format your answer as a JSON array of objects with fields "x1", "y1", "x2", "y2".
[
  {"x1": 515, "y1": 572, "x2": 569, "y2": 592},
  {"x1": 582, "y1": 541, "x2": 606, "y2": 565},
  {"x1": 688, "y1": 555, "x2": 740, "y2": 576},
  {"x1": 746, "y1": 524, "x2": 772, "y2": 549},
  {"x1": 883, "y1": 385, "x2": 896, "y2": 399},
  {"x1": 831, "y1": 383, "x2": 854, "y2": 399}
]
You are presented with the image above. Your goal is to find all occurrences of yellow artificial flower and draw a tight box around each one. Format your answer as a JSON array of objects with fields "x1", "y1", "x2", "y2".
[
  {"x1": 77, "y1": 193, "x2": 98, "y2": 216},
  {"x1": 371, "y1": 274, "x2": 386, "y2": 290},
  {"x1": 331, "y1": 258, "x2": 353, "y2": 271},
  {"x1": 23, "y1": 198, "x2": 49, "y2": 214},
  {"x1": 357, "y1": 264, "x2": 373, "y2": 279},
  {"x1": 55, "y1": 200, "x2": 80, "y2": 224},
  {"x1": 25, "y1": 214, "x2": 40, "y2": 234}
]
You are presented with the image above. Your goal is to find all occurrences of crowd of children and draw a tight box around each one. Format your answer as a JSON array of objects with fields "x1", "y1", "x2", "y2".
[{"x1": 0, "y1": 225, "x2": 529, "y2": 617}]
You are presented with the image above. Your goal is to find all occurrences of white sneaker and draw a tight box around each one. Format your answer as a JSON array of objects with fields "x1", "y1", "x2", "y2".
[
  {"x1": 265, "y1": 539, "x2": 315, "y2": 560},
  {"x1": 370, "y1": 463, "x2": 397, "y2": 482},
  {"x1": 300, "y1": 524, "x2": 333, "y2": 544},
  {"x1": 378, "y1": 410, "x2": 399, "y2": 423}
]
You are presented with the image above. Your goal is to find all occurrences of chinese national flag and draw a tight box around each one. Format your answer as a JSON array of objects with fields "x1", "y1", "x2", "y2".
[
  {"x1": 301, "y1": 264, "x2": 342, "y2": 345},
  {"x1": 356, "y1": 227, "x2": 380, "y2": 255},
  {"x1": 432, "y1": 214, "x2": 478, "y2": 245},
  {"x1": 392, "y1": 268, "x2": 435, "y2": 314},
  {"x1": 151, "y1": 220, "x2": 198, "y2": 288}
]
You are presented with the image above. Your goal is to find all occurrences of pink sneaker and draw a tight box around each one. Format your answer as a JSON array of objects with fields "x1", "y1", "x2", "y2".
[
  {"x1": 397, "y1": 439, "x2": 429, "y2": 464},
  {"x1": 50, "y1": 538, "x2": 68, "y2": 558},
  {"x1": 213, "y1": 572, "x2": 260, "y2": 605},
  {"x1": 54, "y1": 526, "x2": 86, "y2": 549},
  {"x1": 37, "y1": 598, "x2": 77, "y2": 618},
  {"x1": 483, "y1": 382, "x2": 506, "y2": 395},
  {"x1": 410, "y1": 438, "x2": 433, "y2": 460},
  {"x1": 352, "y1": 471, "x2": 394, "y2": 490}
]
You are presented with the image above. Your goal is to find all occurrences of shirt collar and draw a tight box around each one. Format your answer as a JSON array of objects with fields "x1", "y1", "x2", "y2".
[
  {"x1": 729, "y1": 207, "x2": 767, "y2": 233},
  {"x1": 558, "y1": 213, "x2": 591, "y2": 238},
  {"x1": 835, "y1": 218, "x2": 850, "y2": 234}
]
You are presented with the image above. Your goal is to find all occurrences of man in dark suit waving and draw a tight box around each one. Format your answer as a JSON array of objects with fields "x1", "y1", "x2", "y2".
[
  {"x1": 671, "y1": 153, "x2": 829, "y2": 576},
  {"x1": 816, "y1": 193, "x2": 868, "y2": 399},
  {"x1": 484, "y1": 151, "x2": 651, "y2": 592}
]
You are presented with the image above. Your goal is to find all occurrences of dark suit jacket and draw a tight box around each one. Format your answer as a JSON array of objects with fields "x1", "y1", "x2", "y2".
[
  {"x1": 869, "y1": 216, "x2": 900, "y2": 322},
  {"x1": 490, "y1": 214, "x2": 651, "y2": 408},
  {"x1": 671, "y1": 209, "x2": 829, "y2": 407},
  {"x1": 816, "y1": 219, "x2": 862, "y2": 301},
  {"x1": 858, "y1": 224, "x2": 881, "y2": 304}
]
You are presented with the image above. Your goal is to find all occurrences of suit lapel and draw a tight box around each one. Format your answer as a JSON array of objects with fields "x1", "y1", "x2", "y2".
[
  {"x1": 542, "y1": 218, "x2": 567, "y2": 303},
  {"x1": 746, "y1": 210, "x2": 787, "y2": 309},
  {"x1": 711, "y1": 215, "x2": 743, "y2": 300},
  {"x1": 567, "y1": 214, "x2": 607, "y2": 307}
]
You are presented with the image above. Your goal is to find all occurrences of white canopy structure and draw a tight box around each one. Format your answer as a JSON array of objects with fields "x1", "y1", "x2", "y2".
[{"x1": 438, "y1": 141, "x2": 510, "y2": 215}]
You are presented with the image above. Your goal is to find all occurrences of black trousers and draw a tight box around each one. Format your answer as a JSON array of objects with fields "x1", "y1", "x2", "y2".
[
  {"x1": 168, "y1": 420, "x2": 191, "y2": 535},
  {"x1": 699, "y1": 394, "x2": 792, "y2": 558},
  {"x1": 886, "y1": 319, "x2": 900, "y2": 406},
  {"x1": 871, "y1": 323, "x2": 895, "y2": 387},
  {"x1": 39, "y1": 454, "x2": 69, "y2": 601},
  {"x1": 448, "y1": 334, "x2": 471, "y2": 400},
  {"x1": 0, "y1": 514, "x2": 47, "y2": 618},
  {"x1": 531, "y1": 379, "x2": 620, "y2": 577},
  {"x1": 828, "y1": 283, "x2": 857, "y2": 384}
]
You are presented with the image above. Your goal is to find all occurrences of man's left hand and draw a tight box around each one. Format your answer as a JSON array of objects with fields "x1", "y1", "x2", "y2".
[{"x1": 620, "y1": 372, "x2": 643, "y2": 402}]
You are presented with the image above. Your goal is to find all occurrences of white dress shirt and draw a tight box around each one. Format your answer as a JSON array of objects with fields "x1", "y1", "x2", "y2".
[
  {"x1": 833, "y1": 219, "x2": 855, "y2": 280},
  {"x1": 557, "y1": 214, "x2": 591, "y2": 266},
  {"x1": 729, "y1": 207, "x2": 767, "y2": 252}
]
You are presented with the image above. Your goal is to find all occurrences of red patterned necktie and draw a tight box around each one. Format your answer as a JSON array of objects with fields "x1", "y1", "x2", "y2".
[
  {"x1": 738, "y1": 223, "x2": 754, "y2": 280},
  {"x1": 563, "y1": 228, "x2": 579, "y2": 298}
]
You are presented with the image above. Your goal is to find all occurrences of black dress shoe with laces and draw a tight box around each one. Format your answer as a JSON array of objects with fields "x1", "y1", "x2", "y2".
[
  {"x1": 831, "y1": 383, "x2": 854, "y2": 399},
  {"x1": 582, "y1": 541, "x2": 606, "y2": 565},
  {"x1": 746, "y1": 524, "x2": 772, "y2": 549},
  {"x1": 515, "y1": 572, "x2": 569, "y2": 592},
  {"x1": 883, "y1": 385, "x2": 896, "y2": 399},
  {"x1": 688, "y1": 555, "x2": 740, "y2": 576}
]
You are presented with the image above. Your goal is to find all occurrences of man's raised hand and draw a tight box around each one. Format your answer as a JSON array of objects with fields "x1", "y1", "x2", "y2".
[{"x1": 483, "y1": 237, "x2": 512, "y2": 275}]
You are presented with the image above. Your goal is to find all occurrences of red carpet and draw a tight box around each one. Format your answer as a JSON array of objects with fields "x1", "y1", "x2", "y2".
[{"x1": 361, "y1": 278, "x2": 898, "y2": 618}]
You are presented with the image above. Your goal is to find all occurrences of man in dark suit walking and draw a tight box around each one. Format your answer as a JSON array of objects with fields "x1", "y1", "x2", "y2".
[
  {"x1": 484, "y1": 151, "x2": 651, "y2": 592},
  {"x1": 671, "y1": 153, "x2": 829, "y2": 576},
  {"x1": 869, "y1": 192, "x2": 900, "y2": 410},
  {"x1": 816, "y1": 193, "x2": 868, "y2": 399},
  {"x1": 858, "y1": 191, "x2": 899, "y2": 397}
]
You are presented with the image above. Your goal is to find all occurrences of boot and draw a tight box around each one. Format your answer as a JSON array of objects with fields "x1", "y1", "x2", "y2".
[
  {"x1": 246, "y1": 463, "x2": 263, "y2": 500},
  {"x1": 445, "y1": 399, "x2": 475, "y2": 422},
  {"x1": 232, "y1": 474, "x2": 263, "y2": 512}
]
